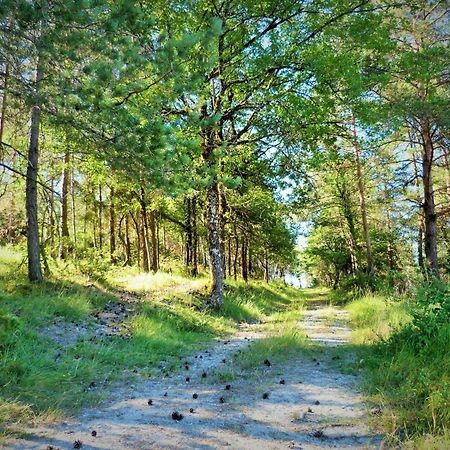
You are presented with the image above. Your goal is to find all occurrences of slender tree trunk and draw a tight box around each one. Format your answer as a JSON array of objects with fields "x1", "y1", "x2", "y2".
[
  {"x1": 185, "y1": 197, "x2": 193, "y2": 268},
  {"x1": 0, "y1": 63, "x2": 9, "y2": 146},
  {"x1": 49, "y1": 174, "x2": 55, "y2": 247},
  {"x1": 98, "y1": 185, "x2": 103, "y2": 251},
  {"x1": 412, "y1": 153, "x2": 425, "y2": 270},
  {"x1": 264, "y1": 250, "x2": 269, "y2": 283},
  {"x1": 202, "y1": 119, "x2": 224, "y2": 306},
  {"x1": 248, "y1": 243, "x2": 252, "y2": 277},
  {"x1": 206, "y1": 178, "x2": 224, "y2": 306},
  {"x1": 241, "y1": 237, "x2": 248, "y2": 282},
  {"x1": 233, "y1": 229, "x2": 238, "y2": 281},
  {"x1": 70, "y1": 166, "x2": 76, "y2": 246},
  {"x1": 26, "y1": 62, "x2": 43, "y2": 282},
  {"x1": 140, "y1": 208, "x2": 150, "y2": 273},
  {"x1": 421, "y1": 120, "x2": 440, "y2": 278},
  {"x1": 219, "y1": 185, "x2": 227, "y2": 278},
  {"x1": 351, "y1": 113, "x2": 373, "y2": 274},
  {"x1": 442, "y1": 147, "x2": 450, "y2": 202},
  {"x1": 59, "y1": 150, "x2": 70, "y2": 259},
  {"x1": 192, "y1": 196, "x2": 198, "y2": 277},
  {"x1": 109, "y1": 186, "x2": 116, "y2": 263},
  {"x1": 125, "y1": 214, "x2": 132, "y2": 265},
  {"x1": 131, "y1": 213, "x2": 141, "y2": 269},
  {"x1": 149, "y1": 209, "x2": 158, "y2": 272},
  {"x1": 227, "y1": 238, "x2": 232, "y2": 278}
]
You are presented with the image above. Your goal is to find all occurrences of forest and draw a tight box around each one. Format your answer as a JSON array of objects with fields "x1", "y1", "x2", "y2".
[{"x1": 0, "y1": 0, "x2": 449, "y2": 449}]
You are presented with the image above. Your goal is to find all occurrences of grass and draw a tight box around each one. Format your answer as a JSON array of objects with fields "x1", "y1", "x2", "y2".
[
  {"x1": 344, "y1": 290, "x2": 450, "y2": 448},
  {"x1": 0, "y1": 245, "x2": 310, "y2": 436}
]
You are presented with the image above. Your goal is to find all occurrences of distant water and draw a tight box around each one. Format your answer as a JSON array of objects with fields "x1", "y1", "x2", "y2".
[{"x1": 285, "y1": 272, "x2": 308, "y2": 288}]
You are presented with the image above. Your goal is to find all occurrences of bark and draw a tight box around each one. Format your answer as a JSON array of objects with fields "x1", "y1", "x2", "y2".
[
  {"x1": 442, "y1": 146, "x2": 450, "y2": 203},
  {"x1": 59, "y1": 150, "x2": 70, "y2": 259},
  {"x1": 70, "y1": 166, "x2": 76, "y2": 246},
  {"x1": 351, "y1": 113, "x2": 373, "y2": 274},
  {"x1": 149, "y1": 209, "x2": 158, "y2": 272},
  {"x1": 412, "y1": 153, "x2": 425, "y2": 270},
  {"x1": 125, "y1": 214, "x2": 132, "y2": 265},
  {"x1": 219, "y1": 185, "x2": 227, "y2": 278},
  {"x1": 206, "y1": 178, "x2": 224, "y2": 306},
  {"x1": 421, "y1": 120, "x2": 440, "y2": 278},
  {"x1": 98, "y1": 185, "x2": 103, "y2": 251},
  {"x1": 131, "y1": 213, "x2": 141, "y2": 269},
  {"x1": 109, "y1": 186, "x2": 116, "y2": 263},
  {"x1": 264, "y1": 250, "x2": 269, "y2": 283},
  {"x1": 241, "y1": 237, "x2": 248, "y2": 282},
  {"x1": 26, "y1": 62, "x2": 43, "y2": 282},
  {"x1": 202, "y1": 118, "x2": 224, "y2": 306},
  {"x1": 0, "y1": 63, "x2": 9, "y2": 145},
  {"x1": 185, "y1": 197, "x2": 193, "y2": 267},
  {"x1": 49, "y1": 175, "x2": 55, "y2": 247},
  {"x1": 191, "y1": 196, "x2": 198, "y2": 277}
]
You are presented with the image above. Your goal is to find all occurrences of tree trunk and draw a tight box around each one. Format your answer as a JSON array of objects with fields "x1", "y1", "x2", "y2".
[
  {"x1": 149, "y1": 209, "x2": 158, "y2": 272},
  {"x1": 98, "y1": 185, "x2": 103, "y2": 251},
  {"x1": 26, "y1": 62, "x2": 43, "y2": 282},
  {"x1": 233, "y1": 229, "x2": 238, "y2": 281},
  {"x1": 0, "y1": 63, "x2": 9, "y2": 145},
  {"x1": 192, "y1": 196, "x2": 198, "y2": 277},
  {"x1": 59, "y1": 149, "x2": 70, "y2": 259},
  {"x1": 140, "y1": 209, "x2": 150, "y2": 273},
  {"x1": 421, "y1": 120, "x2": 440, "y2": 278},
  {"x1": 70, "y1": 165, "x2": 76, "y2": 246},
  {"x1": 206, "y1": 178, "x2": 224, "y2": 306},
  {"x1": 219, "y1": 185, "x2": 227, "y2": 278},
  {"x1": 412, "y1": 152, "x2": 425, "y2": 270},
  {"x1": 241, "y1": 237, "x2": 248, "y2": 282},
  {"x1": 109, "y1": 186, "x2": 116, "y2": 263},
  {"x1": 185, "y1": 197, "x2": 193, "y2": 268},
  {"x1": 125, "y1": 214, "x2": 132, "y2": 265},
  {"x1": 264, "y1": 250, "x2": 269, "y2": 283},
  {"x1": 442, "y1": 146, "x2": 450, "y2": 203},
  {"x1": 351, "y1": 113, "x2": 373, "y2": 274}
]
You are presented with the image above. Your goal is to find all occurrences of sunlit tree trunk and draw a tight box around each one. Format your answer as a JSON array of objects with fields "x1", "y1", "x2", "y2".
[
  {"x1": 109, "y1": 186, "x2": 116, "y2": 263},
  {"x1": 26, "y1": 61, "x2": 43, "y2": 282},
  {"x1": 149, "y1": 208, "x2": 158, "y2": 272},
  {"x1": 98, "y1": 185, "x2": 103, "y2": 251},
  {"x1": 421, "y1": 119, "x2": 440, "y2": 278},
  {"x1": 206, "y1": 178, "x2": 224, "y2": 306},
  {"x1": 192, "y1": 196, "x2": 198, "y2": 277},
  {"x1": 59, "y1": 150, "x2": 70, "y2": 259}
]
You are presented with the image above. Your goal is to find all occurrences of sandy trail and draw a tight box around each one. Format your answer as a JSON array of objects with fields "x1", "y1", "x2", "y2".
[{"x1": 3, "y1": 303, "x2": 382, "y2": 450}]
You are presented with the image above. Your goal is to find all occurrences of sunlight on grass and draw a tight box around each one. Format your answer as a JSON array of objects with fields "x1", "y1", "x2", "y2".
[
  {"x1": 346, "y1": 294, "x2": 411, "y2": 343},
  {"x1": 110, "y1": 266, "x2": 208, "y2": 294}
]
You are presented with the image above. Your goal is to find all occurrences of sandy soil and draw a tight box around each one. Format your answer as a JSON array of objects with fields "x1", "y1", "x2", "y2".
[{"x1": 3, "y1": 303, "x2": 383, "y2": 450}]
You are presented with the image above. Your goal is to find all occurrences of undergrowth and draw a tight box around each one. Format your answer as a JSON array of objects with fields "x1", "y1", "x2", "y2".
[{"x1": 345, "y1": 283, "x2": 450, "y2": 448}]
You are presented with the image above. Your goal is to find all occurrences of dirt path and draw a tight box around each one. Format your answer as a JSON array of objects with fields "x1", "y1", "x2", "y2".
[{"x1": 4, "y1": 304, "x2": 382, "y2": 450}]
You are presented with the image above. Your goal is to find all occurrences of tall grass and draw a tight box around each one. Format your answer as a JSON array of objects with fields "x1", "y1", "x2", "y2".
[{"x1": 346, "y1": 287, "x2": 450, "y2": 447}]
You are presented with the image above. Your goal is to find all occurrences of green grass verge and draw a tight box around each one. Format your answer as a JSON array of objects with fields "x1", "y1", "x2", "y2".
[{"x1": 344, "y1": 290, "x2": 450, "y2": 448}]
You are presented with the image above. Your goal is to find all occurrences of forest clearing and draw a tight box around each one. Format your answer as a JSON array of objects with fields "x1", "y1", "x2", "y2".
[{"x1": 0, "y1": 0, "x2": 449, "y2": 449}]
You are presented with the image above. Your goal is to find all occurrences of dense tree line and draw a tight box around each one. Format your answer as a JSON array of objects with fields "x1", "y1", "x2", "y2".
[{"x1": 0, "y1": 0, "x2": 448, "y2": 304}]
